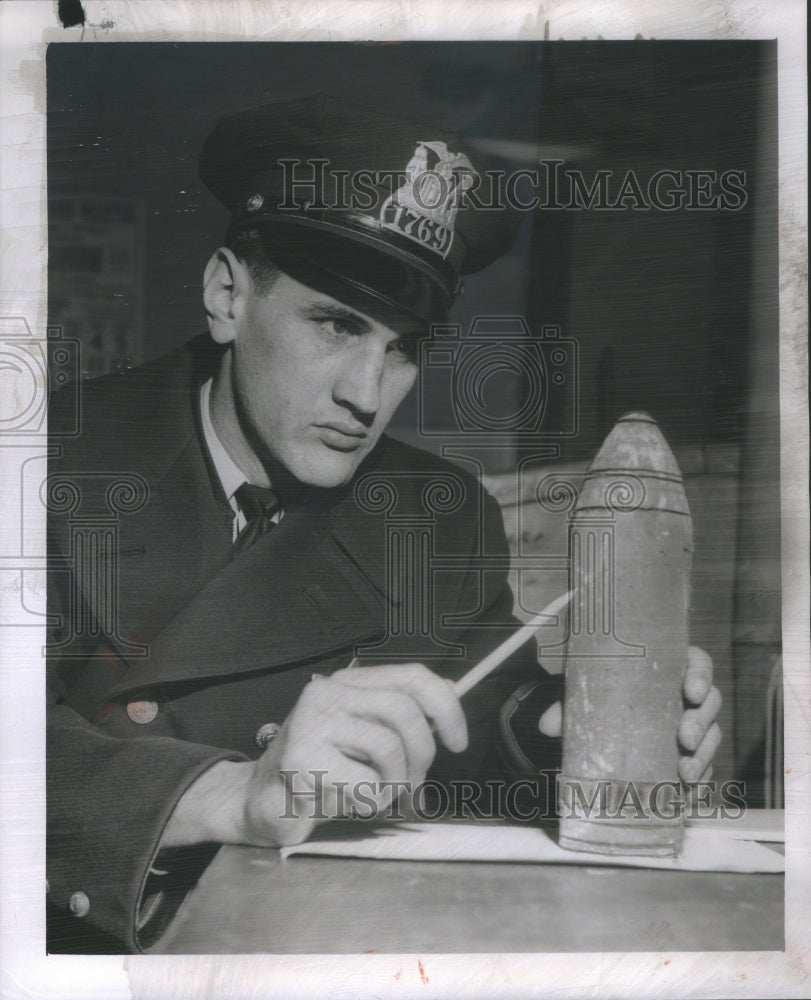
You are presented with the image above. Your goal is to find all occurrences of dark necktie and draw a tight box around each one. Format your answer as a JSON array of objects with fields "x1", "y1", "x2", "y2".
[{"x1": 233, "y1": 483, "x2": 282, "y2": 553}]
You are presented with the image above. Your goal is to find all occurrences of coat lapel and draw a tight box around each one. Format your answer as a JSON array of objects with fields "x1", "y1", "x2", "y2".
[
  {"x1": 112, "y1": 434, "x2": 235, "y2": 650},
  {"x1": 107, "y1": 492, "x2": 391, "y2": 697},
  {"x1": 52, "y1": 335, "x2": 408, "y2": 699}
]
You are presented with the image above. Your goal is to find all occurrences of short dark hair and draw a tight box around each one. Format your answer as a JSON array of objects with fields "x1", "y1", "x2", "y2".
[{"x1": 226, "y1": 228, "x2": 281, "y2": 296}]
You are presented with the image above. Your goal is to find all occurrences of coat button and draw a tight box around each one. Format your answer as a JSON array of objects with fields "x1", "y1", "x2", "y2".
[
  {"x1": 127, "y1": 699, "x2": 158, "y2": 724},
  {"x1": 69, "y1": 891, "x2": 90, "y2": 918},
  {"x1": 255, "y1": 722, "x2": 281, "y2": 749}
]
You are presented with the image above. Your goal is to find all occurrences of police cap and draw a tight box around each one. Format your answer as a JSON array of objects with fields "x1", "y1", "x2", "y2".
[{"x1": 199, "y1": 94, "x2": 519, "y2": 327}]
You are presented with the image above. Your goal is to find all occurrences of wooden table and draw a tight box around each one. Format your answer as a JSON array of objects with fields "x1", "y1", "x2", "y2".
[{"x1": 156, "y1": 818, "x2": 784, "y2": 954}]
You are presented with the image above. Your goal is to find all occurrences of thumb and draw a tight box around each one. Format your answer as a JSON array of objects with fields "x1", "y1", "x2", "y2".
[{"x1": 538, "y1": 700, "x2": 563, "y2": 738}]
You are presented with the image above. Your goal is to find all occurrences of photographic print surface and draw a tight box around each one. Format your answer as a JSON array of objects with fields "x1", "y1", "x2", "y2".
[
  {"x1": 43, "y1": 35, "x2": 781, "y2": 945},
  {"x1": 1, "y1": 4, "x2": 807, "y2": 999}
]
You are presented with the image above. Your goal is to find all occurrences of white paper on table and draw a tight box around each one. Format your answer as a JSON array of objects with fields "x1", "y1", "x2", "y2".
[
  {"x1": 684, "y1": 808, "x2": 784, "y2": 843},
  {"x1": 280, "y1": 820, "x2": 784, "y2": 873}
]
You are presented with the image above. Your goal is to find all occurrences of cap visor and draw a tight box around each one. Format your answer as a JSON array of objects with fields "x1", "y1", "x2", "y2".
[{"x1": 238, "y1": 218, "x2": 450, "y2": 328}]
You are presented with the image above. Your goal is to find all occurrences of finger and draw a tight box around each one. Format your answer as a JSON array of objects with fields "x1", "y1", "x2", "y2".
[
  {"x1": 538, "y1": 701, "x2": 562, "y2": 738},
  {"x1": 313, "y1": 757, "x2": 385, "y2": 823},
  {"x1": 342, "y1": 775, "x2": 394, "y2": 819},
  {"x1": 257, "y1": 750, "x2": 381, "y2": 833},
  {"x1": 330, "y1": 716, "x2": 409, "y2": 786},
  {"x1": 341, "y1": 685, "x2": 436, "y2": 783},
  {"x1": 679, "y1": 722, "x2": 722, "y2": 782},
  {"x1": 682, "y1": 766, "x2": 714, "y2": 810},
  {"x1": 678, "y1": 685, "x2": 722, "y2": 751},
  {"x1": 276, "y1": 710, "x2": 406, "y2": 821},
  {"x1": 281, "y1": 678, "x2": 416, "y2": 780},
  {"x1": 683, "y1": 646, "x2": 713, "y2": 705},
  {"x1": 691, "y1": 721, "x2": 723, "y2": 776},
  {"x1": 334, "y1": 663, "x2": 468, "y2": 753}
]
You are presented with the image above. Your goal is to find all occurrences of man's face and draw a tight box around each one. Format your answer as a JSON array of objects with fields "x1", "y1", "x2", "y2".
[{"x1": 227, "y1": 271, "x2": 420, "y2": 488}]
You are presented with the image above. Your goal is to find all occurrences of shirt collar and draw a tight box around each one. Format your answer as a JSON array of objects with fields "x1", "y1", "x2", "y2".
[{"x1": 199, "y1": 378, "x2": 249, "y2": 504}]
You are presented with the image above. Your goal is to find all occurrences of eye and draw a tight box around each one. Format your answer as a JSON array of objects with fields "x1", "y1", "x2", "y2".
[
  {"x1": 328, "y1": 316, "x2": 356, "y2": 337},
  {"x1": 312, "y1": 313, "x2": 362, "y2": 338},
  {"x1": 388, "y1": 338, "x2": 418, "y2": 364}
]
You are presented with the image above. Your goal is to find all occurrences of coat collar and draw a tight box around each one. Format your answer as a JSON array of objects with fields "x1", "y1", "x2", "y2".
[
  {"x1": 99, "y1": 337, "x2": 398, "y2": 696},
  {"x1": 107, "y1": 488, "x2": 391, "y2": 697},
  {"x1": 51, "y1": 335, "x2": 429, "y2": 698}
]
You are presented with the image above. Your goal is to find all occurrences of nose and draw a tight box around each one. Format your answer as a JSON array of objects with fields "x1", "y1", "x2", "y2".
[{"x1": 332, "y1": 341, "x2": 385, "y2": 421}]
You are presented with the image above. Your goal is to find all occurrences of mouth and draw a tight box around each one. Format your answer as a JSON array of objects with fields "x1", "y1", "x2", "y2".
[{"x1": 315, "y1": 423, "x2": 369, "y2": 452}]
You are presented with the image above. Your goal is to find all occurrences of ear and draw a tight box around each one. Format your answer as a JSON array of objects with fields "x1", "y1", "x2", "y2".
[{"x1": 203, "y1": 247, "x2": 253, "y2": 345}]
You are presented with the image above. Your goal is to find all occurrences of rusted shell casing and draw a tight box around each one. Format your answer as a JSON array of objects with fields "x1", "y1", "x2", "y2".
[{"x1": 558, "y1": 412, "x2": 692, "y2": 856}]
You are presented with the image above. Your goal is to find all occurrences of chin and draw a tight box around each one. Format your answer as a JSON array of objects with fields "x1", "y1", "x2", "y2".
[{"x1": 289, "y1": 449, "x2": 364, "y2": 490}]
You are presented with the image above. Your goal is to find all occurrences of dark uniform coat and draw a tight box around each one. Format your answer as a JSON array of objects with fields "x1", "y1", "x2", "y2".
[{"x1": 46, "y1": 335, "x2": 560, "y2": 952}]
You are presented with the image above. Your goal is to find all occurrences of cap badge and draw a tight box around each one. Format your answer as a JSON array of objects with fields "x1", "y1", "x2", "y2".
[
  {"x1": 246, "y1": 192, "x2": 264, "y2": 212},
  {"x1": 380, "y1": 141, "x2": 478, "y2": 259}
]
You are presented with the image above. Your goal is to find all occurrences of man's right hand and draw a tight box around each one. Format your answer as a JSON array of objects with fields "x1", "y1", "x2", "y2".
[{"x1": 161, "y1": 663, "x2": 468, "y2": 850}]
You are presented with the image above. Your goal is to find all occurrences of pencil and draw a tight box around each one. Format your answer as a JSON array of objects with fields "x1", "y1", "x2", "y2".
[
  {"x1": 343, "y1": 589, "x2": 572, "y2": 697},
  {"x1": 453, "y1": 589, "x2": 572, "y2": 696}
]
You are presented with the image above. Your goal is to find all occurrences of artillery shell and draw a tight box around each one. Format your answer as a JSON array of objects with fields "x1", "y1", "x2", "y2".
[{"x1": 557, "y1": 412, "x2": 692, "y2": 856}]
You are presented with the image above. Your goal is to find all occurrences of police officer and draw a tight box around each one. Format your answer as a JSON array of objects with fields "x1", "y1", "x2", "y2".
[{"x1": 47, "y1": 95, "x2": 721, "y2": 952}]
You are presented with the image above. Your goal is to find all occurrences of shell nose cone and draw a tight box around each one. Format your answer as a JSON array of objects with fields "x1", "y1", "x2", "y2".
[{"x1": 591, "y1": 411, "x2": 682, "y2": 478}]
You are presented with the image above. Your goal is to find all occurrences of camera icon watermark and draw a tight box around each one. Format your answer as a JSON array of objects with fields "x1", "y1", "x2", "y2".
[
  {"x1": 0, "y1": 317, "x2": 83, "y2": 634},
  {"x1": 0, "y1": 317, "x2": 82, "y2": 437},
  {"x1": 418, "y1": 318, "x2": 578, "y2": 441}
]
